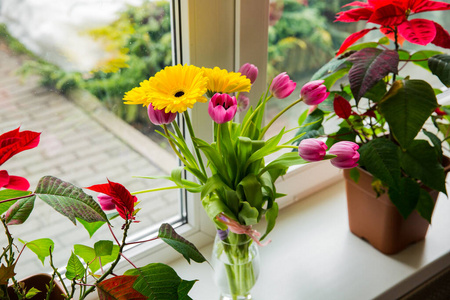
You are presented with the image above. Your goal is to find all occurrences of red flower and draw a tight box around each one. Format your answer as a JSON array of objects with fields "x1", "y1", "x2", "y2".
[
  {"x1": 0, "y1": 170, "x2": 30, "y2": 191},
  {"x1": 0, "y1": 127, "x2": 41, "y2": 166},
  {"x1": 87, "y1": 180, "x2": 138, "y2": 221},
  {"x1": 335, "y1": 0, "x2": 450, "y2": 55}
]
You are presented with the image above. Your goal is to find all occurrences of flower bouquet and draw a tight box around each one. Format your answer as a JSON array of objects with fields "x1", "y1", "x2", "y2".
[
  {"x1": 0, "y1": 127, "x2": 206, "y2": 300},
  {"x1": 123, "y1": 63, "x2": 359, "y2": 299},
  {"x1": 295, "y1": 0, "x2": 450, "y2": 251}
]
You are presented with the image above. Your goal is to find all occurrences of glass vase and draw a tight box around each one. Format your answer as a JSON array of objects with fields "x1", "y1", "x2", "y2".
[{"x1": 212, "y1": 232, "x2": 260, "y2": 300}]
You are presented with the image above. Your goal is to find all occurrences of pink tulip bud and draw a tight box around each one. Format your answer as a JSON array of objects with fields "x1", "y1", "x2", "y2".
[
  {"x1": 298, "y1": 139, "x2": 328, "y2": 162},
  {"x1": 98, "y1": 193, "x2": 116, "y2": 211},
  {"x1": 148, "y1": 103, "x2": 177, "y2": 125},
  {"x1": 300, "y1": 80, "x2": 329, "y2": 105},
  {"x1": 238, "y1": 63, "x2": 258, "y2": 84},
  {"x1": 208, "y1": 93, "x2": 237, "y2": 124},
  {"x1": 237, "y1": 93, "x2": 250, "y2": 112},
  {"x1": 329, "y1": 141, "x2": 360, "y2": 169},
  {"x1": 269, "y1": 72, "x2": 296, "y2": 99}
]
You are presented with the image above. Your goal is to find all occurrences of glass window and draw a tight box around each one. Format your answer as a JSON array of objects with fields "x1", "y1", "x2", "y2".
[{"x1": 0, "y1": 0, "x2": 180, "y2": 277}]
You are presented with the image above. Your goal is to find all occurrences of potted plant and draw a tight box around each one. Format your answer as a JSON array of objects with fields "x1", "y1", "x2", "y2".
[
  {"x1": 0, "y1": 127, "x2": 207, "y2": 300},
  {"x1": 296, "y1": 0, "x2": 450, "y2": 254}
]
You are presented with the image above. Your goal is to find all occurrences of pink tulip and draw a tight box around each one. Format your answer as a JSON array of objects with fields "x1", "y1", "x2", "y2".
[
  {"x1": 237, "y1": 93, "x2": 250, "y2": 112},
  {"x1": 301, "y1": 80, "x2": 329, "y2": 105},
  {"x1": 298, "y1": 139, "x2": 328, "y2": 162},
  {"x1": 329, "y1": 141, "x2": 360, "y2": 169},
  {"x1": 97, "y1": 193, "x2": 116, "y2": 211},
  {"x1": 148, "y1": 103, "x2": 177, "y2": 125},
  {"x1": 208, "y1": 93, "x2": 237, "y2": 124},
  {"x1": 269, "y1": 72, "x2": 296, "y2": 99},
  {"x1": 238, "y1": 63, "x2": 258, "y2": 84}
]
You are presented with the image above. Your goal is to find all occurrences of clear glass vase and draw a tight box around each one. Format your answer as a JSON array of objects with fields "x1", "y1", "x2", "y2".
[{"x1": 212, "y1": 232, "x2": 260, "y2": 300}]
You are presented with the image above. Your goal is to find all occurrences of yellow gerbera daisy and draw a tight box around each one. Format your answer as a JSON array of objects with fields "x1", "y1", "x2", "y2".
[
  {"x1": 123, "y1": 64, "x2": 208, "y2": 113},
  {"x1": 202, "y1": 67, "x2": 251, "y2": 96}
]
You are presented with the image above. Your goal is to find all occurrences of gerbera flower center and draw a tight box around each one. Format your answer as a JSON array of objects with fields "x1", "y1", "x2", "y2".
[{"x1": 174, "y1": 91, "x2": 185, "y2": 97}]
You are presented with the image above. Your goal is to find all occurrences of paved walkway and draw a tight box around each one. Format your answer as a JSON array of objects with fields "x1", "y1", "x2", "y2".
[{"x1": 0, "y1": 43, "x2": 179, "y2": 277}]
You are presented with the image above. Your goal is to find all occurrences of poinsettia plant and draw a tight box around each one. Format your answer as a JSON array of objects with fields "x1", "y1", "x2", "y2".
[
  {"x1": 296, "y1": 0, "x2": 450, "y2": 221},
  {"x1": 0, "y1": 127, "x2": 206, "y2": 300}
]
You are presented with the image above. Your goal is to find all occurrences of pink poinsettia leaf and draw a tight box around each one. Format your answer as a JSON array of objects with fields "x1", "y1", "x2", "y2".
[
  {"x1": 411, "y1": 0, "x2": 450, "y2": 13},
  {"x1": 398, "y1": 19, "x2": 437, "y2": 46},
  {"x1": 336, "y1": 7, "x2": 373, "y2": 22},
  {"x1": 336, "y1": 27, "x2": 377, "y2": 56},
  {"x1": 6, "y1": 176, "x2": 30, "y2": 191},
  {"x1": 0, "y1": 170, "x2": 9, "y2": 188},
  {"x1": 347, "y1": 48, "x2": 399, "y2": 104},
  {"x1": 334, "y1": 95, "x2": 353, "y2": 119},
  {"x1": 431, "y1": 22, "x2": 450, "y2": 49},
  {"x1": 368, "y1": 4, "x2": 406, "y2": 26}
]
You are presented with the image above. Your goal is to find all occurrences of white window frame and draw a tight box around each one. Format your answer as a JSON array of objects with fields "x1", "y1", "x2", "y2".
[{"x1": 117, "y1": 0, "x2": 342, "y2": 271}]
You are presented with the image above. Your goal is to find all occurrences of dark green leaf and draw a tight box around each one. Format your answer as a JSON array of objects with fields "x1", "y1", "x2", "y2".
[
  {"x1": 388, "y1": 177, "x2": 420, "y2": 219},
  {"x1": 5, "y1": 195, "x2": 35, "y2": 225},
  {"x1": 295, "y1": 109, "x2": 325, "y2": 145},
  {"x1": 349, "y1": 168, "x2": 360, "y2": 183},
  {"x1": 416, "y1": 189, "x2": 436, "y2": 223},
  {"x1": 35, "y1": 176, "x2": 108, "y2": 224},
  {"x1": 347, "y1": 48, "x2": 399, "y2": 104},
  {"x1": 359, "y1": 138, "x2": 401, "y2": 188},
  {"x1": 158, "y1": 223, "x2": 206, "y2": 264},
  {"x1": 379, "y1": 80, "x2": 437, "y2": 148},
  {"x1": 400, "y1": 140, "x2": 446, "y2": 193},
  {"x1": 429, "y1": 54, "x2": 450, "y2": 87},
  {"x1": 423, "y1": 129, "x2": 443, "y2": 161},
  {"x1": 178, "y1": 280, "x2": 196, "y2": 300},
  {"x1": 94, "y1": 240, "x2": 113, "y2": 257},
  {"x1": 310, "y1": 57, "x2": 350, "y2": 87},
  {"x1": 66, "y1": 252, "x2": 85, "y2": 280}
]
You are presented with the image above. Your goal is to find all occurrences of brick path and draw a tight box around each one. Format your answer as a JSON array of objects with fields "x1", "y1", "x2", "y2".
[{"x1": 0, "y1": 44, "x2": 180, "y2": 277}]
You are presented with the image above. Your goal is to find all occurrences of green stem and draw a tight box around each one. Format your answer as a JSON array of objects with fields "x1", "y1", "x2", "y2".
[
  {"x1": 259, "y1": 97, "x2": 303, "y2": 139},
  {"x1": 183, "y1": 111, "x2": 207, "y2": 176},
  {"x1": 80, "y1": 220, "x2": 132, "y2": 299},
  {"x1": 48, "y1": 249, "x2": 69, "y2": 297},
  {"x1": 163, "y1": 124, "x2": 190, "y2": 167}
]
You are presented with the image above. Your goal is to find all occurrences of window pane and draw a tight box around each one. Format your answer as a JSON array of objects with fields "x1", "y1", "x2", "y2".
[{"x1": 0, "y1": 0, "x2": 179, "y2": 277}]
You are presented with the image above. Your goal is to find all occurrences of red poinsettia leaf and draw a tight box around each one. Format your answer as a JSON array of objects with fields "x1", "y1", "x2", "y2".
[
  {"x1": 334, "y1": 95, "x2": 352, "y2": 119},
  {"x1": 431, "y1": 22, "x2": 450, "y2": 49},
  {"x1": 97, "y1": 275, "x2": 146, "y2": 300},
  {"x1": 368, "y1": 4, "x2": 406, "y2": 26},
  {"x1": 336, "y1": 7, "x2": 373, "y2": 22},
  {"x1": 336, "y1": 27, "x2": 377, "y2": 56},
  {"x1": 86, "y1": 183, "x2": 113, "y2": 196},
  {"x1": 398, "y1": 19, "x2": 437, "y2": 46},
  {"x1": 6, "y1": 175, "x2": 30, "y2": 191},
  {"x1": 0, "y1": 170, "x2": 9, "y2": 188},
  {"x1": 107, "y1": 180, "x2": 136, "y2": 219},
  {"x1": 362, "y1": 110, "x2": 377, "y2": 118},
  {"x1": 380, "y1": 27, "x2": 406, "y2": 45},
  {"x1": 347, "y1": 48, "x2": 399, "y2": 103},
  {"x1": 0, "y1": 129, "x2": 41, "y2": 166},
  {"x1": 411, "y1": 0, "x2": 450, "y2": 13},
  {"x1": 343, "y1": 1, "x2": 372, "y2": 8}
]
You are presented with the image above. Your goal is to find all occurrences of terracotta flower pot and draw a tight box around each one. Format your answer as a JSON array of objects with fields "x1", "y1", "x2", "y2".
[
  {"x1": 7, "y1": 273, "x2": 65, "y2": 300},
  {"x1": 344, "y1": 158, "x2": 450, "y2": 255}
]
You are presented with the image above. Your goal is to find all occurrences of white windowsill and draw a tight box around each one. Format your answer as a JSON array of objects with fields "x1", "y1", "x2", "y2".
[{"x1": 169, "y1": 178, "x2": 450, "y2": 300}]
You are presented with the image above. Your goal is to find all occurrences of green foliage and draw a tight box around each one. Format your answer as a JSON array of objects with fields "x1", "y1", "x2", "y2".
[{"x1": 19, "y1": 238, "x2": 54, "y2": 265}]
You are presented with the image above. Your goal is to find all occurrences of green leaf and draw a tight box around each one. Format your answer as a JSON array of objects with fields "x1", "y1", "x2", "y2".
[
  {"x1": 5, "y1": 195, "x2": 35, "y2": 225},
  {"x1": 178, "y1": 280, "x2": 196, "y2": 300},
  {"x1": 388, "y1": 177, "x2": 420, "y2": 219},
  {"x1": 35, "y1": 176, "x2": 108, "y2": 225},
  {"x1": 400, "y1": 140, "x2": 446, "y2": 193},
  {"x1": 429, "y1": 54, "x2": 450, "y2": 87},
  {"x1": 410, "y1": 50, "x2": 442, "y2": 70},
  {"x1": 76, "y1": 218, "x2": 105, "y2": 238},
  {"x1": 310, "y1": 57, "x2": 350, "y2": 86},
  {"x1": 124, "y1": 263, "x2": 195, "y2": 300},
  {"x1": 237, "y1": 175, "x2": 263, "y2": 211},
  {"x1": 347, "y1": 48, "x2": 399, "y2": 104},
  {"x1": 66, "y1": 252, "x2": 85, "y2": 280},
  {"x1": 416, "y1": 189, "x2": 436, "y2": 223},
  {"x1": 349, "y1": 168, "x2": 360, "y2": 183},
  {"x1": 74, "y1": 244, "x2": 119, "y2": 274},
  {"x1": 422, "y1": 129, "x2": 443, "y2": 162},
  {"x1": 379, "y1": 80, "x2": 438, "y2": 148},
  {"x1": 94, "y1": 240, "x2": 113, "y2": 257},
  {"x1": 261, "y1": 202, "x2": 278, "y2": 241},
  {"x1": 20, "y1": 238, "x2": 54, "y2": 265},
  {"x1": 158, "y1": 223, "x2": 207, "y2": 264},
  {"x1": 0, "y1": 189, "x2": 31, "y2": 215},
  {"x1": 239, "y1": 202, "x2": 259, "y2": 225},
  {"x1": 25, "y1": 287, "x2": 41, "y2": 299},
  {"x1": 358, "y1": 138, "x2": 401, "y2": 188},
  {"x1": 201, "y1": 194, "x2": 235, "y2": 229},
  {"x1": 259, "y1": 152, "x2": 308, "y2": 177},
  {"x1": 295, "y1": 109, "x2": 325, "y2": 145}
]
